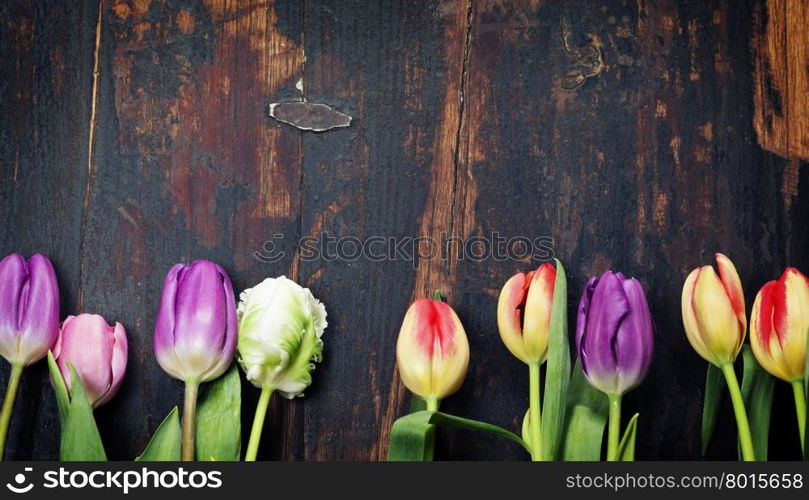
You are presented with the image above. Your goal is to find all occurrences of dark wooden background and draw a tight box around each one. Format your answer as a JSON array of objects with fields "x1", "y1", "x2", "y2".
[{"x1": 1, "y1": 0, "x2": 807, "y2": 460}]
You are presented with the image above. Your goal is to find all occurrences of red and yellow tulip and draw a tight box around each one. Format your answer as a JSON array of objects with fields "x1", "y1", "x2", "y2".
[
  {"x1": 497, "y1": 263, "x2": 556, "y2": 364},
  {"x1": 750, "y1": 267, "x2": 809, "y2": 383},
  {"x1": 396, "y1": 298, "x2": 469, "y2": 404},
  {"x1": 751, "y1": 267, "x2": 809, "y2": 449},
  {"x1": 681, "y1": 253, "x2": 746, "y2": 366}
]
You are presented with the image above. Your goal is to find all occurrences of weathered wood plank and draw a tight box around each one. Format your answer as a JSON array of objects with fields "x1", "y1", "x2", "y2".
[
  {"x1": 752, "y1": 0, "x2": 809, "y2": 163},
  {"x1": 437, "y1": 0, "x2": 808, "y2": 460},
  {"x1": 297, "y1": 0, "x2": 463, "y2": 460},
  {"x1": 0, "y1": 0, "x2": 98, "y2": 460},
  {"x1": 81, "y1": 0, "x2": 305, "y2": 459},
  {"x1": 1, "y1": 0, "x2": 807, "y2": 461}
]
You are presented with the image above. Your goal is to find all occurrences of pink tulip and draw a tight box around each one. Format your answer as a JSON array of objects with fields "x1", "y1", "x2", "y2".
[{"x1": 53, "y1": 314, "x2": 128, "y2": 408}]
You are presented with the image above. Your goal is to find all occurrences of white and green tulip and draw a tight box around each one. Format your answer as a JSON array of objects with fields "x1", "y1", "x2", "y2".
[{"x1": 237, "y1": 276, "x2": 327, "y2": 460}]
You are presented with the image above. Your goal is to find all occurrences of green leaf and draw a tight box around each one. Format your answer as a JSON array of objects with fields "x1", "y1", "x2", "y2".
[
  {"x1": 46, "y1": 351, "x2": 69, "y2": 428},
  {"x1": 408, "y1": 395, "x2": 428, "y2": 413},
  {"x1": 541, "y1": 258, "x2": 571, "y2": 460},
  {"x1": 617, "y1": 413, "x2": 639, "y2": 461},
  {"x1": 429, "y1": 412, "x2": 529, "y2": 452},
  {"x1": 701, "y1": 363, "x2": 725, "y2": 455},
  {"x1": 196, "y1": 363, "x2": 241, "y2": 461},
  {"x1": 60, "y1": 364, "x2": 107, "y2": 461},
  {"x1": 388, "y1": 411, "x2": 433, "y2": 461},
  {"x1": 136, "y1": 407, "x2": 181, "y2": 461},
  {"x1": 561, "y1": 360, "x2": 609, "y2": 460},
  {"x1": 388, "y1": 411, "x2": 529, "y2": 461},
  {"x1": 740, "y1": 346, "x2": 774, "y2": 461},
  {"x1": 407, "y1": 395, "x2": 435, "y2": 460}
]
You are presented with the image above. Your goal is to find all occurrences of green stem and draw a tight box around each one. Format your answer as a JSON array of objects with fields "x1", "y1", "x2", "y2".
[
  {"x1": 720, "y1": 363, "x2": 755, "y2": 461},
  {"x1": 791, "y1": 380, "x2": 806, "y2": 450},
  {"x1": 181, "y1": 380, "x2": 199, "y2": 461},
  {"x1": 0, "y1": 363, "x2": 23, "y2": 461},
  {"x1": 245, "y1": 386, "x2": 274, "y2": 461},
  {"x1": 606, "y1": 393, "x2": 622, "y2": 461},
  {"x1": 424, "y1": 396, "x2": 440, "y2": 461},
  {"x1": 528, "y1": 362, "x2": 542, "y2": 461}
]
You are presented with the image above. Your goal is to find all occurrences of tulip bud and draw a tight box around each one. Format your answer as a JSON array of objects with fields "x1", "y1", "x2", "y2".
[
  {"x1": 53, "y1": 314, "x2": 128, "y2": 408},
  {"x1": 576, "y1": 271, "x2": 654, "y2": 395},
  {"x1": 497, "y1": 263, "x2": 555, "y2": 364},
  {"x1": 681, "y1": 253, "x2": 746, "y2": 366},
  {"x1": 154, "y1": 260, "x2": 237, "y2": 383},
  {"x1": 396, "y1": 298, "x2": 470, "y2": 401},
  {"x1": 750, "y1": 267, "x2": 809, "y2": 382},
  {"x1": 0, "y1": 253, "x2": 60, "y2": 366},
  {"x1": 237, "y1": 276, "x2": 327, "y2": 398}
]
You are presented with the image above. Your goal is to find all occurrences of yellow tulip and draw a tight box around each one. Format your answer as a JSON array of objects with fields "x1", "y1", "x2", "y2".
[{"x1": 682, "y1": 253, "x2": 746, "y2": 366}]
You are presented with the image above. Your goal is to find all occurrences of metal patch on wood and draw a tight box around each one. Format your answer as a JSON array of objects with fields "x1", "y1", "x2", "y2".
[{"x1": 268, "y1": 102, "x2": 352, "y2": 132}]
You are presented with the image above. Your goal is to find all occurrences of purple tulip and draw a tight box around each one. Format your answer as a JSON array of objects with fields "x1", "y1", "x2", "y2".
[
  {"x1": 0, "y1": 253, "x2": 60, "y2": 459},
  {"x1": 0, "y1": 253, "x2": 60, "y2": 366},
  {"x1": 154, "y1": 260, "x2": 237, "y2": 460},
  {"x1": 53, "y1": 314, "x2": 127, "y2": 408},
  {"x1": 576, "y1": 271, "x2": 654, "y2": 396},
  {"x1": 153, "y1": 260, "x2": 237, "y2": 383}
]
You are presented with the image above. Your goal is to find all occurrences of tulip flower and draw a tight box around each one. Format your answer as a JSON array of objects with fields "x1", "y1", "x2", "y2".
[
  {"x1": 497, "y1": 263, "x2": 556, "y2": 460},
  {"x1": 53, "y1": 314, "x2": 127, "y2": 408},
  {"x1": 153, "y1": 260, "x2": 237, "y2": 461},
  {"x1": 681, "y1": 253, "x2": 754, "y2": 461},
  {"x1": 576, "y1": 271, "x2": 653, "y2": 461},
  {"x1": 396, "y1": 297, "x2": 469, "y2": 408},
  {"x1": 498, "y1": 263, "x2": 555, "y2": 364},
  {"x1": 682, "y1": 253, "x2": 746, "y2": 366},
  {"x1": 236, "y1": 276, "x2": 327, "y2": 461},
  {"x1": 0, "y1": 253, "x2": 60, "y2": 460},
  {"x1": 750, "y1": 267, "x2": 809, "y2": 448}
]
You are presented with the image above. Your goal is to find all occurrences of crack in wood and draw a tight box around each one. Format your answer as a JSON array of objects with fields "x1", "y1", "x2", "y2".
[
  {"x1": 299, "y1": 0, "x2": 307, "y2": 102},
  {"x1": 449, "y1": 0, "x2": 475, "y2": 249},
  {"x1": 77, "y1": 0, "x2": 104, "y2": 310},
  {"x1": 291, "y1": 0, "x2": 307, "y2": 287}
]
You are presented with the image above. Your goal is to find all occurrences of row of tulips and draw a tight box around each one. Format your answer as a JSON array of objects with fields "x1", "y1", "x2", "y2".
[
  {"x1": 390, "y1": 255, "x2": 807, "y2": 461},
  {"x1": 0, "y1": 254, "x2": 328, "y2": 461},
  {"x1": 0, "y1": 251, "x2": 805, "y2": 460}
]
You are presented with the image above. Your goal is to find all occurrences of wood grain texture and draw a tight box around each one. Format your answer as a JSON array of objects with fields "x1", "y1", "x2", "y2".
[
  {"x1": 753, "y1": 0, "x2": 809, "y2": 162},
  {"x1": 299, "y1": 0, "x2": 466, "y2": 460},
  {"x1": 1, "y1": 0, "x2": 808, "y2": 461},
  {"x1": 83, "y1": 0, "x2": 307, "y2": 459},
  {"x1": 0, "y1": 0, "x2": 98, "y2": 459}
]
